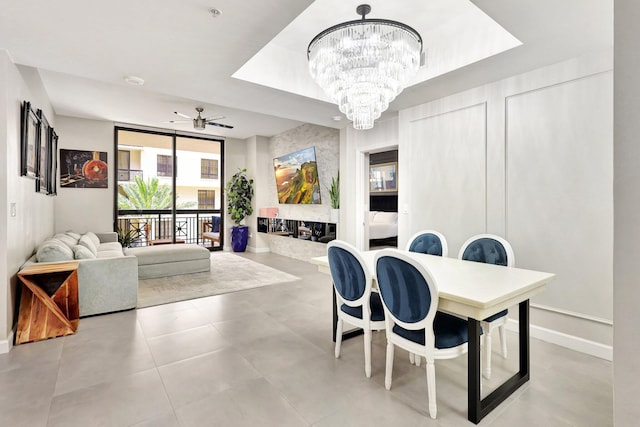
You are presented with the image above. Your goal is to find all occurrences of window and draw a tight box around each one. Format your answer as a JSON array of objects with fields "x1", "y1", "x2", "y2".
[
  {"x1": 201, "y1": 158, "x2": 219, "y2": 179},
  {"x1": 118, "y1": 150, "x2": 131, "y2": 181},
  {"x1": 157, "y1": 154, "x2": 173, "y2": 177},
  {"x1": 198, "y1": 190, "x2": 216, "y2": 209}
]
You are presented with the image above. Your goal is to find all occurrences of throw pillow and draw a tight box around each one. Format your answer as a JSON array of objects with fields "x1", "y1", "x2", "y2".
[
  {"x1": 84, "y1": 231, "x2": 101, "y2": 248},
  {"x1": 211, "y1": 216, "x2": 221, "y2": 232},
  {"x1": 73, "y1": 244, "x2": 96, "y2": 260},
  {"x1": 36, "y1": 239, "x2": 74, "y2": 262},
  {"x1": 53, "y1": 233, "x2": 78, "y2": 249},
  {"x1": 65, "y1": 231, "x2": 81, "y2": 240},
  {"x1": 78, "y1": 235, "x2": 98, "y2": 256}
]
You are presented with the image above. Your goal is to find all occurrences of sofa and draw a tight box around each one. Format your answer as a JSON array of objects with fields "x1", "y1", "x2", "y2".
[{"x1": 21, "y1": 231, "x2": 138, "y2": 317}]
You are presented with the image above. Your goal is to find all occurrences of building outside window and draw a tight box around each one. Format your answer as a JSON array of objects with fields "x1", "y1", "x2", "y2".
[
  {"x1": 157, "y1": 154, "x2": 173, "y2": 177},
  {"x1": 198, "y1": 189, "x2": 216, "y2": 209},
  {"x1": 201, "y1": 158, "x2": 219, "y2": 179}
]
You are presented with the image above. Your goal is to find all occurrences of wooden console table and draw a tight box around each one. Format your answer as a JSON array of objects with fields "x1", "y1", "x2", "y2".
[{"x1": 16, "y1": 261, "x2": 79, "y2": 345}]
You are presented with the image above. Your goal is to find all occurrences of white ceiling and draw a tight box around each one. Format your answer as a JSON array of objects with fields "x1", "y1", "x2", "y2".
[{"x1": 0, "y1": 0, "x2": 612, "y2": 139}]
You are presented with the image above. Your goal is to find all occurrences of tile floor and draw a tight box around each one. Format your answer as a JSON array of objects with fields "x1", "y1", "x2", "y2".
[{"x1": 1, "y1": 252, "x2": 613, "y2": 426}]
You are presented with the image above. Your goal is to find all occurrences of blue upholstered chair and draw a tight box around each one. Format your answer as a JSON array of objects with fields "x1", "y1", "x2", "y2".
[
  {"x1": 406, "y1": 230, "x2": 448, "y2": 366},
  {"x1": 406, "y1": 230, "x2": 448, "y2": 257},
  {"x1": 375, "y1": 249, "x2": 469, "y2": 419},
  {"x1": 458, "y1": 234, "x2": 515, "y2": 379},
  {"x1": 327, "y1": 240, "x2": 385, "y2": 378}
]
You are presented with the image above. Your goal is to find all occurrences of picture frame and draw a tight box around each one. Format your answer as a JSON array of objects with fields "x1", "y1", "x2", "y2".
[
  {"x1": 20, "y1": 101, "x2": 40, "y2": 179},
  {"x1": 369, "y1": 162, "x2": 398, "y2": 193},
  {"x1": 36, "y1": 110, "x2": 50, "y2": 194},
  {"x1": 49, "y1": 129, "x2": 58, "y2": 195}
]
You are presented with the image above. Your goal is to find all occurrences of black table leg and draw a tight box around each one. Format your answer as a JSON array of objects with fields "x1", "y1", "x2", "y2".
[{"x1": 468, "y1": 300, "x2": 531, "y2": 424}]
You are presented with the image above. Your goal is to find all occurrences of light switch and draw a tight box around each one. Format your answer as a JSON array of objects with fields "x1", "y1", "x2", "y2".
[{"x1": 10, "y1": 203, "x2": 16, "y2": 217}]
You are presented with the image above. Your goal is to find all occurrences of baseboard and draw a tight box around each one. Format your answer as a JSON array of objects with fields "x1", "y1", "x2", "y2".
[
  {"x1": 248, "y1": 246, "x2": 270, "y2": 254},
  {"x1": 0, "y1": 330, "x2": 14, "y2": 354},
  {"x1": 507, "y1": 319, "x2": 612, "y2": 361}
]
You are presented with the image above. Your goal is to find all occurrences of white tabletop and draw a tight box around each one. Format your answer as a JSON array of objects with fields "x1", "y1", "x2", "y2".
[{"x1": 311, "y1": 250, "x2": 555, "y2": 320}]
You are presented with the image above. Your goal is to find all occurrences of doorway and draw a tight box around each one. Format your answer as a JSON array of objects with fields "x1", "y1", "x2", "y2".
[{"x1": 367, "y1": 149, "x2": 399, "y2": 249}]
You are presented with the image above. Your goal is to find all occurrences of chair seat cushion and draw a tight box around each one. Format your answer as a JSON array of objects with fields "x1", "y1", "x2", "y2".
[
  {"x1": 341, "y1": 292, "x2": 385, "y2": 321},
  {"x1": 392, "y1": 312, "x2": 472, "y2": 349},
  {"x1": 484, "y1": 309, "x2": 508, "y2": 323}
]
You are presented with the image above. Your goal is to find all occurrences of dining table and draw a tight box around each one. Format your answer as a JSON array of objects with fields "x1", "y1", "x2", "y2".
[{"x1": 311, "y1": 250, "x2": 555, "y2": 424}]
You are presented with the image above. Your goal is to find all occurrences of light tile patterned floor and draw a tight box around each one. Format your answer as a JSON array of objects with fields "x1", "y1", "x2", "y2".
[{"x1": 0, "y1": 252, "x2": 613, "y2": 426}]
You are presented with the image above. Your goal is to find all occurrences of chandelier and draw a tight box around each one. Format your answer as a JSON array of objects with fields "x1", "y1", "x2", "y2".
[{"x1": 307, "y1": 4, "x2": 422, "y2": 130}]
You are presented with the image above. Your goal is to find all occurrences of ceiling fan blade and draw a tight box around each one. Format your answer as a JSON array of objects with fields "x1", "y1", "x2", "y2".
[
  {"x1": 174, "y1": 111, "x2": 193, "y2": 119},
  {"x1": 203, "y1": 114, "x2": 225, "y2": 121},
  {"x1": 206, "y1": 122, "x2": 234, "y2": 129},
  {"x1": 165, "y1": 119, "x2": 191, "y2": 123}
]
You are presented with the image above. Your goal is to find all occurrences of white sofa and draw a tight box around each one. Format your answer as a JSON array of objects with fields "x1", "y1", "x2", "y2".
[{"x1": 21, "y1": 231, "x2": 138, "y2": 317}]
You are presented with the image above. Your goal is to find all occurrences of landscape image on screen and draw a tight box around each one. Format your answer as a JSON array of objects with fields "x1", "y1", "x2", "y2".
[{"x1": 273, "y1": 146, "x2": 321, "y2": 204}]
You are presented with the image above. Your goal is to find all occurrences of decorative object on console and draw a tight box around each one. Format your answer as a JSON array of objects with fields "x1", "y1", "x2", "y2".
[
  {"x1": 225, "y1": 168, "x2": 254, "y2": 252},
  {"x1": 60, "y1": 149, "x2": 108, "y2": 188},
  {"x1": 273, "y1": 146, "x2": 321, "y2": 204},
  {"x1": 257, "y1": 217, "x2": 336, "y2": 244},
  {"x1": 326, "y1": 172, "x2": 340, "y2": 223},
  {"x1": 20, "y1": 100, "x2": 40, "y2": 179},
  {"x1": 258, "y1": 207, "x2": 279, "y2": 218},
  {"x1": 307, "y1": 4, "x2": 422, "y2": 130}
]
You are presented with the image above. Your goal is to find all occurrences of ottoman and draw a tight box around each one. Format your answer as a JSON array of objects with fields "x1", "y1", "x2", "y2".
[{"x1": 125, "y1": 244, "x2": 211, "y2": 279}]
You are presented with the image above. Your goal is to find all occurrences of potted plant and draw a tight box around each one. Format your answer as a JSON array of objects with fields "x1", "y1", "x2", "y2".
[
  {"x1": 327, "y1": 172, "x2": 340, "y2": 223},
  {"x1": 225, "y1": 168, "x2": 254, "y2": 252},
  {"x1": 116, "y1": 226, "x2": 134, "y2": 248}
]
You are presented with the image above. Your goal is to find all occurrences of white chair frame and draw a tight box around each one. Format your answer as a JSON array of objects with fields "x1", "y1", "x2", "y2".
[
  {"x1": 327, "y1": 240, "x2": 386, "y2": 378},
  {"x1": 406, "y1": 230, "x2": 449, "y2": 367},
  {"x1": 375, "y1": 249, "x2": 468, "y2": 419},
  {"x1": 458, "y1": 233, "x2": 515, "y2": 379}
]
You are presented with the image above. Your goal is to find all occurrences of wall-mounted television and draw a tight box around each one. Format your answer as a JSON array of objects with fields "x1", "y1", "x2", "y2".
[{"x1": 273, "y1": 146, "x2": 322, "y2": 204}]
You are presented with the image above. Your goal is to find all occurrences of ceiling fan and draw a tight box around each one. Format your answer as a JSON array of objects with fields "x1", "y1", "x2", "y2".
[{"x1": 167, "y1": 107, "x2": 234, "y2": 130}]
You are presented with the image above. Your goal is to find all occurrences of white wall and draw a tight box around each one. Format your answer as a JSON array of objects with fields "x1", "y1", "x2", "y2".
[
  {"x1": 54, "y1": 116, "x2": 114, "y2": 234},
  {"x1": 0, "y1": 56, "x2": 56, "y2": 352},
  {"x1": 613, "y1": 0, "x2": 640, "y2": 423},
  {"x1": 247, "y1": 135, "x2": 271, "y2": 252}
]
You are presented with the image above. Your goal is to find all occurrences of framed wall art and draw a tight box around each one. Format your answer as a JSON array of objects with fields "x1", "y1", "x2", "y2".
[
  {"x1": 20, "y1": 101, "x2": 40, "y2": 179},
  {"x1": 369, "y1": 162, "x2": 398, "y2": 193},
  {"x1": 60, "y1": 149, "x2": 108, "y2": 188},
  {"x1": 36, "y1": 110, "x2": 51, "y2": 194}
]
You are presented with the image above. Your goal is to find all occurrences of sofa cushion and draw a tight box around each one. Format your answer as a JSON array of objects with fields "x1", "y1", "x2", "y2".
[
  {"x1": 73, "y1": 244, "x2": 96, "y2": 260},
  {"x1": 53, "y1": 233, "x2": 79, "y2": 249},
  {"x1": 78, "y1": 235, "x2": 98, "y2": 256},
  {"x1": 84, "y1": 231, "x2": 101, "y2": 248},
  {"x1": 36, "y1": 239, "x2": 74, "y2": 262},
  {"x1": 96, "y1": 249, "x2": 126, "y2": 259},
  {"x1": 98, "y1": 242, "x2": 123, "y2": 252}
]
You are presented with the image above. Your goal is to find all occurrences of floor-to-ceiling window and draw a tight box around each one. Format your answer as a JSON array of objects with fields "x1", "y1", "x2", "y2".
[{"x1": 114, "y1": 127, "x2": 224, "y2": 250}]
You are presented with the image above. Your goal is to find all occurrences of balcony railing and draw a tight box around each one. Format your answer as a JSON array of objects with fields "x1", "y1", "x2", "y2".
[
  {"x1": 118, "y1": 169, "x2": 144, "y2": 182},
  {"x1": 117, "y1": 209, "x2": 222, "y2": 248}
]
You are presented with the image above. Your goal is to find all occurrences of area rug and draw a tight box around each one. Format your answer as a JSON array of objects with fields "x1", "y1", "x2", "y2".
[{"x1": 137, "y1": 253, "x2": 301, "y2": 308}]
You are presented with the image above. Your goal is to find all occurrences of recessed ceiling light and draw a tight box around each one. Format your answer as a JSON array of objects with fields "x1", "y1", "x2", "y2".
[
  {"x1": 332, "y1": 116, "x2": 342, "y2": 121},
  {"x1": 209, "y1": 8, "x2": 222, "y2": 18},
  {"x1": 123, "y1": 75, "x2": 145, "y2": 86}
]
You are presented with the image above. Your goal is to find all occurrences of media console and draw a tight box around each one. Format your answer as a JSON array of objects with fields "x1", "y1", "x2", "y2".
[{"x1": 257, "y1": 217, "x2": 336, "y2": 244}]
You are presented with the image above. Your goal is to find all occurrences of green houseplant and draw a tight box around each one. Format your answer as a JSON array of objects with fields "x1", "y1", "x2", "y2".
[
  {"x1": 225, "y1": 168, "x2": 254, "y2": 251},
  {"x1": 327, "y1": 172, "x2": 340, "y2": 223}
]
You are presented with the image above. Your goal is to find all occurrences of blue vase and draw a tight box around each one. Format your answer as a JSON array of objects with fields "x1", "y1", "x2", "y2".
[{"x1": 230, "y1": 226, "x2": 249, "y2": 252}]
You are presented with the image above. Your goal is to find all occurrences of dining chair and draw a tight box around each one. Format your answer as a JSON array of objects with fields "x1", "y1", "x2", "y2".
[
  {"x1": 327, "y1": 240, "x2": 385, "y2": 378},
  {"x1": 406, "y1": 230, "x2": 448, "y2": 257},
  {"x1": 406, "y1": 229, "x2": 448, "y2": 366},
  {"x1": 458, "y1": 234, "x2": 515, "y2": 379},
  {"x1": 375, "y1": 249, "x2": 469, "y2": 419}
]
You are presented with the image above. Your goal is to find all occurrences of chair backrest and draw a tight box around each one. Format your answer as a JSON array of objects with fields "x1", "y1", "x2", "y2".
[
  {"x1": 375, "y1": 249, "x2": 439, "y2": 341},
  {"x1": 406, "y1": 230, "x2": 448, "y2": 257},
  {"x1": 327, "y1": 240, "x2": 372, "y2": 309},
  {"x1": 458, "y1": 234, "x2": 515, "y2": 267}
]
